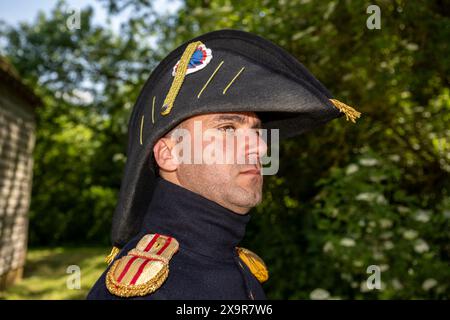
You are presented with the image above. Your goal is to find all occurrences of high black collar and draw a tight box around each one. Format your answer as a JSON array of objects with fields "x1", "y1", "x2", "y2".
[{"x1": 141, "y1": 177, "x2": 251, "y2": 261}]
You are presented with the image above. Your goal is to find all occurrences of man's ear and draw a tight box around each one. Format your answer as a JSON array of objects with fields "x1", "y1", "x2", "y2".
[{"x1": 153, "y1": 137, "x2": 178, "y2": 172}]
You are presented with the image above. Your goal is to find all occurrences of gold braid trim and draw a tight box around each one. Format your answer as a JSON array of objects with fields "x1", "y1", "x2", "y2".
[
  {"x1": 329, "y1": 99, "x2": 361, "y2": 123},
  {"x1": 127, "y1": 249, "x2": 169, "y2": 263},
  {"x1": 105, "y1": 246, "x2": 120, "y2": 265},
  {"x1": 106, "y1": 258, "x2": 169, "y2": 297},
  {"x1": 237, "y1": 247, "x2": 269, "y2": 283},
  {"x1": 161, "y1": 41, "x2": 203, "y2": 116}
]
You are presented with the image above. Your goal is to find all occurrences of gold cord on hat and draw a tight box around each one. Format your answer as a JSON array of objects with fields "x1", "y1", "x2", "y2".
[
  {"x1": 223, "y1": 67, "x2": 245, "y2": 95},
  {"x1": 197, "y1": 60, "x2": 224, "y2": 98},
  {"x1": 151, "y1": 96, "x2": 156, "y2": 124},
  {"x1": 139, "y1": 115, "x2": 144, "y2": 145},
  {"x1": 161, "y1": 41, "x2": 203, "y2": 116}
]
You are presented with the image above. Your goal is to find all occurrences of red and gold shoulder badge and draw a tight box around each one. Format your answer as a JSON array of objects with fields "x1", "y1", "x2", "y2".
[
  {"x1": 236, "y1": 247, "x2": 269, "y2": 283},
  {"x1": 106, "y1": 233, "x2": 179, "y2": 297}
]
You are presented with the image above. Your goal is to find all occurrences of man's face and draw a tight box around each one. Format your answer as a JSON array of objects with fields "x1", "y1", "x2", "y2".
[{"x1": 160, "y1": 111, "x2": 267, "y2": 215}]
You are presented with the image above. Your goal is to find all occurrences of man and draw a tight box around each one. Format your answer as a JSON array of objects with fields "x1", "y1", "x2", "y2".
[{"x1": 87, "y1": 29, "x2": 360, "y2": 300}]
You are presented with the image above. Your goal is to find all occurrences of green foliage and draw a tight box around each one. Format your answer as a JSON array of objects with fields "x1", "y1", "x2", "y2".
[
  {"x1": 0, "y1": 0, "x2": 448, "y2": 298},
  {"x1": 1, "y1": 0, "x2": 155, "y2": 245},
  {"x1": 311, "y1": 150, "x2": 448, "y2": 299}
]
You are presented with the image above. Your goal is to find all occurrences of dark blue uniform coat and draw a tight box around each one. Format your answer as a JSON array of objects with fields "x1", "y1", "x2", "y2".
[{"x1": 87, "y1": 178, "x2": 266, "y2": 300}]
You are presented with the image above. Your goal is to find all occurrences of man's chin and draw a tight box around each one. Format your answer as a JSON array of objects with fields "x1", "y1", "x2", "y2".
[{"x1": 234, "y1": 186, "x2": 262, "y2": 208}]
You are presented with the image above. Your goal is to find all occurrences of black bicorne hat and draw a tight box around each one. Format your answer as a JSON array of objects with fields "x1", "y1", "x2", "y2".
[{"x1": 106, "y1": 29, "x2": 360, "y2": 261}]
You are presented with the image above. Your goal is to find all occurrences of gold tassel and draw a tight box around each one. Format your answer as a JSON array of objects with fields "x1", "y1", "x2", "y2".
[
  {"x1": 161, "y1": 41, "x2": 203, "y2": 116},
  {"x1": 329, "y1": 99, "x2": 361, "y2": 123},
  {"x1": 105, "y1": 246, "x2": 120, "y2": 265}
]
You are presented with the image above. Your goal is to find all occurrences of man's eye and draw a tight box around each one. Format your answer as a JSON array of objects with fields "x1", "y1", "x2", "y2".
[{"x1": 218, "y1": 125, "x2": 236, "y2": 133}]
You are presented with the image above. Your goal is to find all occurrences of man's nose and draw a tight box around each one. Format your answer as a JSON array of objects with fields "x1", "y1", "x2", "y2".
[{"x1": 238, "y1": 128, "x2": 268, "y2": 164}]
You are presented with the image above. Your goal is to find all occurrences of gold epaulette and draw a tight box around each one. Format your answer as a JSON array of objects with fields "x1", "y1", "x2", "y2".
[
  {"x1": 236, "y1": 247, "x2": 269, "y2": 283},
  {"x1": 106, "y1": 234, "x2": 179, "y2": 297}
]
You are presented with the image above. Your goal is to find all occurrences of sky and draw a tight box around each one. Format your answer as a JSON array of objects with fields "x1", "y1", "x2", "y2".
[
  {"x1": 0, "y1": 0, "x2": 182, "y2": 104},
  {"x1": 0, "y1": 0, "x2": 181, "y2": 32}
]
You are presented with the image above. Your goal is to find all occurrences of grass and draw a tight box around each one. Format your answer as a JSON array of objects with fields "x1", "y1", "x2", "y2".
[{"x1": 0, "y1": 247, "x2": 109, "y2": 300}]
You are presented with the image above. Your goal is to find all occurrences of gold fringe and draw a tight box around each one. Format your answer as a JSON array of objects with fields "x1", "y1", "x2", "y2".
[
  {"x1": 161, "y1": 41, "x2": 203, "y2": 116},
  {"x1": 105, "y1": 246, "x2": 120, "y2": 265},
  {"x1": 329, "y1": 99, "x2": 361, "y2": 123}
]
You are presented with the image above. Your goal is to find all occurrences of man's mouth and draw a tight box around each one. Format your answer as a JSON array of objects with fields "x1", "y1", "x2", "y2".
[{"x1": 239, "y1": 167, "x2": 261, "y2": 175}]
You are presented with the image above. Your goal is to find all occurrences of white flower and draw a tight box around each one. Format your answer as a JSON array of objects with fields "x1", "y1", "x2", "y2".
[
  {"x1": 391, "y1": 278, "x2": 403, "y2": 290},
  {"x1": 310, "y1": 288, "x2": 330, "y2": 300},
  {"x1": 341, "y1": 273, "x2": 353, "y2": 281},
  {"x1": 346, "y1": 164, "x2": 359, "y2": 175},
  {"x1": 380, "y1": 264, "x2": 389, "y2": 272},
  {"x1": 360, "y1": 281, "x2": 371, "y2": 292},
  {"x1": 414, "y1": 239, "x2": 430, "y2": 253},
  {"x1": 356, "y1": 193, "x2": 373, "y2": 201},
  {"x1": 112, "y1": 153, "x2": 126, "y2": 162},
  {"x1": 355, "y1": 192, "x2": 387, "y2": 204},
  {"x1": 353, "y1": 260, "x2": 364, "y2": 267},
  {"x1": 340, "y1": 238, "x2": 356, "y2": 247},
  {"x1": 379, "y1": 218, "x2": 393, "y2": 229},
  {"x1": 356, "y1": 192, "x2": 377, "y2": 202},
  {"x1": 406, "y1": 43, "x2": 419, "y2": 51},
  {"x1": 403, "y1": 229, "x2": 418, "y2": 240},
  {"x1": 323, "y1": 241, "x2": 334, "y2": 253},
  {"x1": 422, "y1": 278, "x2": 437, "y2": 291},
  {"x1": 369, "y1": 175, "x2": 387, "y2": 183},
  {"x1": 373, "y1": 251, "x2": 384, "y2": 260},
  {"x1": 389, "y1": 154, "x2": 400, "y2": 162},
  {"x1": 359, "y1": 158, "x2": 379, "y2": 166},
  {"x1": 414, "y1": 210, "x2": 431, "y2": 223},
  {"x1": 397, "y1": 206, "x2": 410, "y2": 213},
  {"x1": 383, "y1": 241, "x2": 394, "y2": 250},
  {"x1": 376, "y1": 194, "x2": 388, "y2": 205},
  {"x1": 380, "y1": 231, "x2": 393, "y2": 239},
  {"x1": 331, "y1": 208, "x2": 339, "y2": 217}
]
